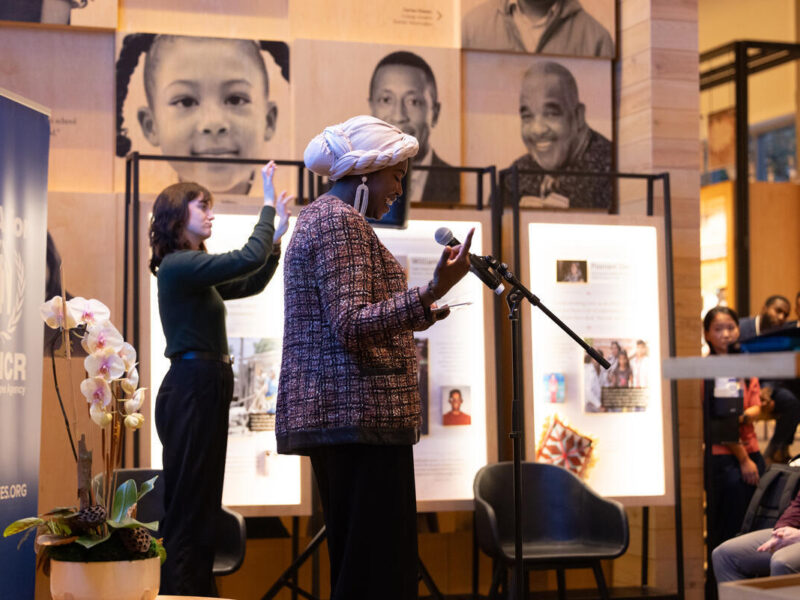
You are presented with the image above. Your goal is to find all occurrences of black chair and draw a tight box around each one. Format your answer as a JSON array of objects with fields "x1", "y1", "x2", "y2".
[
  {"x1": 473, "y1": 461, "x2": 629, "y2": 600},
  {"x1": 739, "y1": 462, "x2": 800, "y2": 535},
  {"x1": 95, "y1": 467, "x2": 247, "y2": 576}
]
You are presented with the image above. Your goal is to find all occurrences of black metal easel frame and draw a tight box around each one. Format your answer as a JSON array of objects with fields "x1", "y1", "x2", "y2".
[
  {"x1": 122, "y1": 153, "x2": 501, "y2": 599},
  {"x1": 497, "y1": 166, "x2": 683, "y2": 600},
  {"x1": 699, "y1": 40, "x2": 800, "y2": 317}
]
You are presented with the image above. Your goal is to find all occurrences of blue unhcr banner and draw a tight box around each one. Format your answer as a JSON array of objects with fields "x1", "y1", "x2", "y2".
[{"x1": 0, "y1": 89, "x2": 49, "y2": 598}]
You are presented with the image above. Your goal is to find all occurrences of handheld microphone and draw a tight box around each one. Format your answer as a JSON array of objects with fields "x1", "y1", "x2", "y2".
[{"x1": 434, "y1": 227, "x2": 504, "y2": 295}]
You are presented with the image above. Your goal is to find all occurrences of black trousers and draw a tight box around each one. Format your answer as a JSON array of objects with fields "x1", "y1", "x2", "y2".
[
  {"x1": 155, "y1": 359, "x2": 233, "y2": 596},
  {"x1": 309, "y1": 444, "x2": 419, "y2": 600}
]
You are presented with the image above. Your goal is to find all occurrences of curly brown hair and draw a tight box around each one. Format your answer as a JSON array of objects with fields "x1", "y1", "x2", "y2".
[{"x1": 149, "y1": 181, "x2": 212, "y2": 275}]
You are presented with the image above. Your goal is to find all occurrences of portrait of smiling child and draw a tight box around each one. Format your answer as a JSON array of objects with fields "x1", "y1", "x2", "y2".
[{"x1": 116, "y1": 33, "x2": 289, "y2": 195}]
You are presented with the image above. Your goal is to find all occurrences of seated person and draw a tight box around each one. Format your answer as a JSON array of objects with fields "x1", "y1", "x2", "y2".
[
  {"x1": 740, "y1": 295, "x2": 800, "y2": 465},
  {"x1": 712, "y1": 487, "x2": 800, "y2": 582}
]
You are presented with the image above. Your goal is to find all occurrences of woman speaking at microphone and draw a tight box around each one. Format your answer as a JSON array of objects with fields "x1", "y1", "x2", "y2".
[{"x1": 276, "y1": 115, "x2": 473, "y2": 600}]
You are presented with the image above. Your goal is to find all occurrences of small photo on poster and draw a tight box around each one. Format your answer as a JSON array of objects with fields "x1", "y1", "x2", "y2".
[
  {"x1": 556, "y1": 259, "x2": 587, "y2": 283},
  {"x1": 543, "y1": 372, "x2": 565, "y2": 403},
  {"x1": 441, "y1": 386, "x2": 472, "y2": 426},
  {"x1": 228, "y1": 336, "x2": 282, "y2": 433},
  {"x1": 583, "y1": 337, "x2": 649, "y2": 413},
  {"x1": 414, "y1": 338, "x2": 429, "y2": 435}
]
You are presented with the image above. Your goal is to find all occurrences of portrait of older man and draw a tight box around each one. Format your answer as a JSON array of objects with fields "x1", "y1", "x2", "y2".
[
  {"x1": 368, "y1": 51, "x2": 461, "y2": 204},
  {"x1": 462, "y1": 0, "x2": 614, "y2": 57},
  {"x1": 505, "y1": 61, "x2": 611, "y2": 210}
]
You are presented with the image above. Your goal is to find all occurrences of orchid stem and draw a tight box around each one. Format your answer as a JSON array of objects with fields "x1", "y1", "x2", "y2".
[{"x1": 49, "y1": 335, "x2": 78, "y2": 462}]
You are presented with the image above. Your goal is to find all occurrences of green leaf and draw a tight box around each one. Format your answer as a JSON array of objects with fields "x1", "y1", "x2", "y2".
[
  {"x1": 107, "y1": 517, "x2": 158, "y2": 532},
  {"x1": 111, "y1": 479, "x2": 137, "y2": 523},
  {"x1": 75, "y1": 531, "x2": 111, "y2": 549},
  {"x1": 136, "y1": 476, "x2": 158, "y2": 502},
  {"x1": 3, "y1": 518, "x2": 43, "y2": 537}
]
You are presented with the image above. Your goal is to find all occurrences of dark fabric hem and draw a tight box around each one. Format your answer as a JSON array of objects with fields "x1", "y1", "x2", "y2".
[{"x1": 277, "y1": 426, "x2": 420, "y2": 455}]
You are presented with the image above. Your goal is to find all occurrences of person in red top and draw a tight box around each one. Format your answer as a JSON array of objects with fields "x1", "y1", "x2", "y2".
[
  {"x1": 442, "y1": 389, "x2": 471, "y2": 426},
  {"x1": 703, "y1": 306, "x2": 773, "y2": 552}
]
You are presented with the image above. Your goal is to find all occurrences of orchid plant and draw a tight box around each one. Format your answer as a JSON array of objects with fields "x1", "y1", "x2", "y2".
[{"x1": 3, "y1": 295, "x2": 164, "y2": 566}]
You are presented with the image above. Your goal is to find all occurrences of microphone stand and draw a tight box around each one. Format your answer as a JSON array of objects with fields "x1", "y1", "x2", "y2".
[{"x1": 483, "y1": 255, "x2": 609, "y2": 600}]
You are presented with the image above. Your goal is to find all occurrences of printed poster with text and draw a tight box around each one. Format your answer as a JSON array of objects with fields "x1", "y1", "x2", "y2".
[
  {"x1": 528, "y1": 222, "x2": 665, "y2": 499},
  {"x1": 376, "y1": 221, "x2": 489, "y2": 507},
  {"x1": 149, "y1": 216, "x2": 489, "y2": 510}
]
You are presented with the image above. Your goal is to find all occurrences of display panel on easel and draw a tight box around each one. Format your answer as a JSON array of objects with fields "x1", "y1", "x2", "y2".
[
  {"x1": 143, "y1": 204, "x2": 496, "y2": 514},
  {"x1": 520, "y1": 215, "x2": 674, "y2": 505},
  {"x1": 143, "y1": 201, "x2": 310, "y2": 517},
  {"x1": 375, "y1": 208, "x2": 497, "y2": 511}
]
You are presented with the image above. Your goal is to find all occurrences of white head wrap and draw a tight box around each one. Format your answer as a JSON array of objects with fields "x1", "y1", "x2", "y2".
[{"x1": 303, "y1": 115, "x2": 419, "y2": 181}]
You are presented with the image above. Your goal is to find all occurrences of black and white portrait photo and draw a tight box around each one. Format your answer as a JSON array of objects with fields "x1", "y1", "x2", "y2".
[
  {"x1": 461, "y1": 0, "x2": 615, "y2": 58},
  {"x1": 0, "y1": 0, "x2": 116, "y2": 27},
  {"x1": 293, "y1": 39, "x2": 462, "y2": 210},
  {"x1": 115, "y1": 33, "x2": 291, "y2": 195},
  {"x1": 463, "y1": 53, "x2": 612, "y2": 210},
  {"x1": 369, "y1": 51, "x2": 461, "y2": 204}
]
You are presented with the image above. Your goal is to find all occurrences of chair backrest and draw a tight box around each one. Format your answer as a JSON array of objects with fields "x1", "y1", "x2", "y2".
[
  {"x1": 474, "y1": 461, "x2": 628, "y2": 556},
  {"x1": 740, "y1": 463, "x2": 800, "y2": 534}
]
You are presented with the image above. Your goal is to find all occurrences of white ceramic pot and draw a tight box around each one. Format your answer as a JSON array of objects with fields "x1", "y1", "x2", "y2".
[{"x1": 50, "y1": 555, "x2": 160, "y2": 600}]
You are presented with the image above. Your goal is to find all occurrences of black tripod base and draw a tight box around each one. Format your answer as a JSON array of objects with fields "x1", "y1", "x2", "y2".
[{"x1": 261, "y1": 525, "x2": 446, "y2": 600}]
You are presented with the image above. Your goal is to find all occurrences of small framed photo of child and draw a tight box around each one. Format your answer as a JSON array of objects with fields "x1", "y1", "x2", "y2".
[
  {"x1": 441, "y1": 386, "x2": 471, "y2": 426},
  {"x1": 114, "y1": 33, "x2": 292, "y2": 196}
]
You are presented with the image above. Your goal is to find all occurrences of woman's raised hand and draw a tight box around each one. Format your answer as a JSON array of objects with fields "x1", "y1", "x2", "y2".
[
  {"x1": 261, "y1": 161, "x2": 277, "y2": 207},
  {"x1": 274, "y1": 191, "x2": 294, "y2": 243},
  {"x1": 428, "y1": 227, "x2": 474, "y2": 300}
]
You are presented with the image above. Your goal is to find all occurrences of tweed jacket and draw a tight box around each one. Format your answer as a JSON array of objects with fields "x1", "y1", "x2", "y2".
[{"x1": 276, "y1": 195, "x2": 435, "y2": 455}]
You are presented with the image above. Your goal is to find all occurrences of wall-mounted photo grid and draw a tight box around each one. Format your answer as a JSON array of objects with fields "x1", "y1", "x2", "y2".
[
  {"x1": 144, "y1": 205, "x2": 495, "y2": 514},
  {"x1": 521, "y1": 216, "x2": 673, "y2": 506}
]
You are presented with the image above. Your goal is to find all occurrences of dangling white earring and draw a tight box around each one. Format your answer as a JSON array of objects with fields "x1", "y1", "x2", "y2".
[{"x1": 354, "y1": 176, "x2": 369, "y2": 216}]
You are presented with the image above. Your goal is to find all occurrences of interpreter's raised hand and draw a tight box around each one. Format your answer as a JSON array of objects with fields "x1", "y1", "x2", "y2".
[
  {"x1": 428, "y1": 228, "x2": 475, "y2": 300},
  {"x1": 273, "y1": 191, "x2": 294, "y2": 243},
  {"x1": 261, "y1": 161, "x2": 277, "y2": 207}
]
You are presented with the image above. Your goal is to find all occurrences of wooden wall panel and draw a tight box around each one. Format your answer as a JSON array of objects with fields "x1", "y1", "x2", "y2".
[
  {"x1": 617, "y1": 0, "x2": 703, "y2": 598},
  {"x1": 0, "y1": 28, "x2": 114, "y2": 193}
]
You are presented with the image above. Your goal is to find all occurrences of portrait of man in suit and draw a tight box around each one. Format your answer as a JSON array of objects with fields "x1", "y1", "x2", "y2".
[{"x1": 368, "y1": 50, "x2": 461, "y2": 204}]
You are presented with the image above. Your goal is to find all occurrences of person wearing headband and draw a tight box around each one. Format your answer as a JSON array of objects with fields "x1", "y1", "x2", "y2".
[{"x1": 276, "y1": 115, "x2": 473, "y2": 600}]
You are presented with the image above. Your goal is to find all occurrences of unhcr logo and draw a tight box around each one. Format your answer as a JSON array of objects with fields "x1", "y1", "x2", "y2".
[{"x1": 0, "y1": 237, "x2": 24, "y2": 343}]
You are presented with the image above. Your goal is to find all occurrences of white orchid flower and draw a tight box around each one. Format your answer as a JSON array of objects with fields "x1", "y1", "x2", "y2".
[
  {"x1": 120, "y1": 366, "x2": 139, "y2": 395},
  {"x1": 123, "y1": 388, "x2": 147, "y2": 415},
  {"x1": 81, "y1": 321, "x2": 125, "y2": 355},
  {"x1": 40, "y1": 296, "x2": 80, "y2": 330},
  {"x1": 66, "y1": 297, "x2": 110, "y2": 329},
  {"x1": 89, "y1": 402, "x2": 113, "y2": 427},
  {"x1": 80, "y1": 376, "x2": 112, "y2": 407},
  {"x1": 84, "y1": 348, "x2": 126, "y2": 382},
  {"x1": 118, "y1": 342, "x2": 137, "y2": 372},
  {"x1": 124, "y1": 413, "x2": 145, "y2": 430}
]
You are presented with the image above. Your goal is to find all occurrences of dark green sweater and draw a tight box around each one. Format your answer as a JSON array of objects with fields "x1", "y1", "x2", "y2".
[{"x1": 157, "y1": 206, "x2": 278, "y2": 357}]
